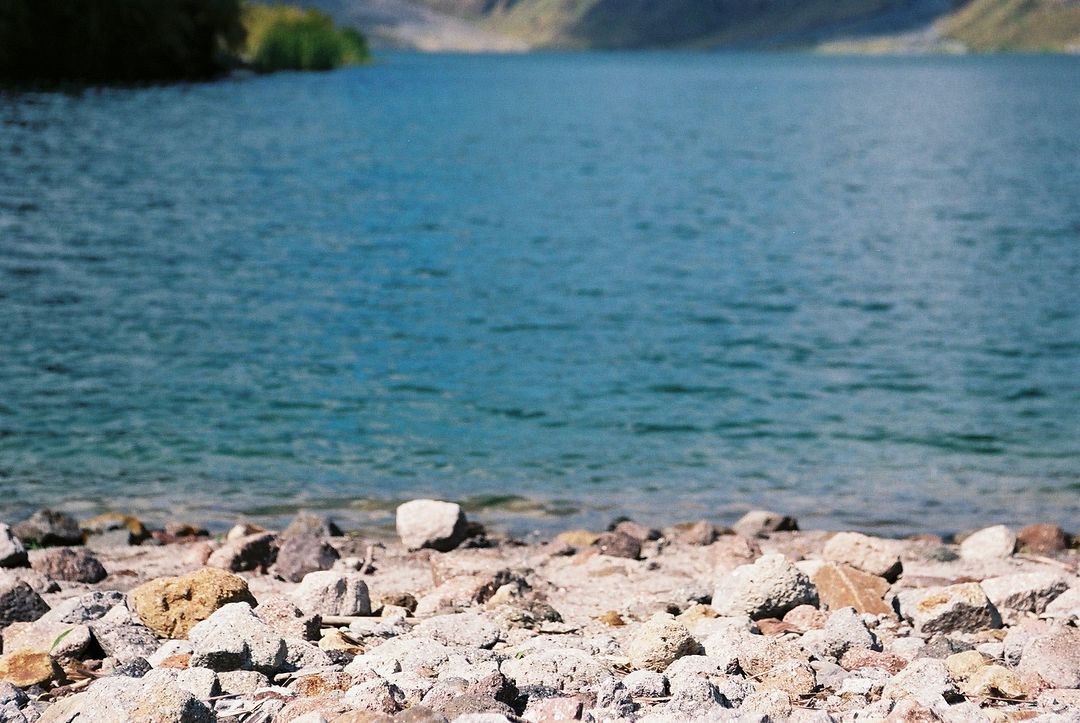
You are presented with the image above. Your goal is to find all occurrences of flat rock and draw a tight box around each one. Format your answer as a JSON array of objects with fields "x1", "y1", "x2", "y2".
[
  {"x1": 1017, "y1": 626, "x2": 1080, "y2": 688},
  {"x1": 292, "y1": 570, "x2": 371, "y2": 616},
  {"x1": 626, "y1": 612, "x2": 700, "y2": 671},
  {"x1": 0, "y1": 524, "x2": 28, "y2": 568},
  {"x1": 42, "y1": 590, "x2": 126, "y2": 624},
  {"x1": 12, "y1": 510, "x2": 82, "y2": 547},
  {"x1": 31, "y1": 546, "x2": 107, "y2": 583},
  {"x1": 188, "y1": 602, "x2": 286, "y2": 674},
  {"x1": 1016, "y1": 523, "x2": 1069, "y2": 554},
  {"x1": 273, "y1": 534, "x2": 340, "y2": 583},
  {"x1": 206, "y1": 531, "x2": 277, "y2": 572},
  {"x1": 910, "y1": 583, "x2": 1002, "y2": 634},
  {"x1": 0, "y1": 578, "x2": 49, "y2": 627},
  {"x1": 0, "y1": 650, "x2": 62, "y2": 688},
  {"x1": 2, "y1": 620, "x2": 92, "y2": 661},
  {"x1": 812, "y1": 562, "x2": 892, "y2": 616},
  {"x1": 822, "y1": 532, "x2": 903, "y2": 582},
  {"x1": 130, "y1": 567, "x2": 256, "y2": 639},
  {"x1": 396, "y1": 499, "x2": 467, "y2": 552},
  {"x1": 712, "y1": 553, "x2": 818, "y2": 619},
  {"x1": 959, "y1": 525, "x2": 1016, "y2": 561},
  {"x1": 415, "y1": 613, "x2": 500, "y2": 649},
  {"x1": 733, "y1": 510, "x2": 798, "y2": 538}
]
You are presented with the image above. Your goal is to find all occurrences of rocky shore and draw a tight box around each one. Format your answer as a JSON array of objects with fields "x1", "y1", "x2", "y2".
[{"x1": 1, "y1": 501, "x2": 1079, "y2": 722}]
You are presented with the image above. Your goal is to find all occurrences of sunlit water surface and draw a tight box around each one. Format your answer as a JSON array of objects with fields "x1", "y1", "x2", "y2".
[{"x1": 2, "y1": 53, "x2": 1079, "y2": 536}]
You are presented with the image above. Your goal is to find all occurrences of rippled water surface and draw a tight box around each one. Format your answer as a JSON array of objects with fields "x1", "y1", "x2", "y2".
[{"x1": 2, "y1": 53, "x2": 1079, "y2": 535}]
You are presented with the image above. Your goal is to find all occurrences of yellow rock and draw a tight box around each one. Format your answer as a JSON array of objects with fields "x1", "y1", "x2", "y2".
[
  {"x1": 962, "y1": 664, "x2": 1027, "y2": 700},
  {"x1": 0, "y1": 649, "x2": 62, "y2": 688},
  {"x1": 555, "y1": 529, "x2": 600, "y2": 547},
  {"x1": 946, "y1": 650, "x2": 987, "y2": 681},
  {"x1": 130, "y1": 567, "x2": 256, "y2": 639},
  {"x1": 318, "y1": 629, "x2": 364, "y2": 654}
]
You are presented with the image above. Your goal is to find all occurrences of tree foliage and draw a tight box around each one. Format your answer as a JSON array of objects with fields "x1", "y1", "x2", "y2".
[
  {"x1": 243, "y1": 5, "x2": 369, "y2": 72},
  {"x1": 0, "y1": 0, "x2": 246, "y2": 83}
]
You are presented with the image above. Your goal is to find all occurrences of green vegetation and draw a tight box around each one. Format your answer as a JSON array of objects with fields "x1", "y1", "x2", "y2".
[
  {"x1": 242, "y1": 5, "x2": 370, "y2": 72},
  {"x1": 941, "y1": 0, "x2": 1080, "y2": 52},
  {"x1": 0, "y1": 0, "x2": 245, "y2": 82}
]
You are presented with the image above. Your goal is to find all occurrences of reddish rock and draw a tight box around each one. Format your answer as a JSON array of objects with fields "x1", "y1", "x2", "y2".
[
  {"x1": 667, "y1": 520, "x2": 717, "y2": 546},
  {"x1": 613, "y1": 520, "x2": 660, "y2": 542},
  {"x1": 594, "y1": 531, "x2": 641, "y2": 560},
  {"x1": 158, "y1": 653, "x2": 192, "y2": 669},
  {"x1": 1016, "y1": 524, "x2": 1069, "y2": 554},
  {"x1": 812, "y1": 562, "x2": 893, "y2": 616},
  {"x1": 525, "y1": 695, "x2": 584, "y2": 722},
  {"x1": 206, "y1": 532, "x2": 277, "y2": 572},
  {"x1": 839, "y1": 647, "x2": 908, "y2": 675},
  {"x1": 782, "y1": 605, "x2": 827, "y2": 632},
  {"x1": 32, "y1": 547, "x2": 107, "y2": 583}
]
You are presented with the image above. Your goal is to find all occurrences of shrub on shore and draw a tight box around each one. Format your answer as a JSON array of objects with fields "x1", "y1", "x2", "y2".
[{"x1": 243, "y1": 5, "x2": 370, "y2": 72}]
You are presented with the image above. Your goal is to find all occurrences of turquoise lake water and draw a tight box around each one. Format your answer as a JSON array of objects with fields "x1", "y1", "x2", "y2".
[{"x1": 2, "y1": 53, "x2": 1079, "y2": 536}]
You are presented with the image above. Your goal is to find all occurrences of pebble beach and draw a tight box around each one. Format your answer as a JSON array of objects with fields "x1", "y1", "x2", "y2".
[{"x1": 1, "y1": 502, "x2": 1079, "y2": 722}]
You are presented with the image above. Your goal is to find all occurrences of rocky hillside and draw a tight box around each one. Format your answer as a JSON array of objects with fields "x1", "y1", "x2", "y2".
[{"x1": 307, "y1": 0, "x2": 1080, "y2": 52}]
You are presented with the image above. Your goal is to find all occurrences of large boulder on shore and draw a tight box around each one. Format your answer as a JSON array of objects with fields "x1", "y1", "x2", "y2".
[
  {"x1": 712, "y1": 553, "x2": 818, "y2": 619},
  {"x1": 396, "y1": 499, "x2": 468, "y2": 552},
  {"x1": 130, "y1": 567, "x2": 256, "y2": 639}
]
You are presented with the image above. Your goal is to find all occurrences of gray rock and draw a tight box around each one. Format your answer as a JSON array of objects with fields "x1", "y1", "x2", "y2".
[
  {"x1": 0, "y1": 681, "x2": 28, "y2": 707},
  {"x1": 801, "y1": 607, "x2": 880, "y2": 660},
  {"x1": 206, "y1": 531, "x2": 277, "y2": 572},
  {"x1": 1043, "y1": 585, "x2": 1080, "y2": 621},
  {"x1": 440, "y1": 693, "x2": 514, "y2": 719},
  {"x1": 0, "y1": 525, "x2": 28, "y2": 568},
  {"x1": 92, "y1": 621, "x2": 161, "y2": 663},
  {"x1": 959, "y1": 525, "x2": 1016, "y2": 561},
  {"x1": 663, "y1": 677, "x2": 731, "y2": 718},
  {"x1": 821, "y1": 532, "x2": 903, "y2": 582},
  {"x1": 282, "y1": 510, "x2": 343, "y2": 539},
  {"x1": 255, "y1": 595, "x2": 321, "y2": 640},
  {"x1": 147, "y1": 640, "x2": 194, "y2": 668},
  {"x1": 500, "y1": 647, "x2": 614, "y2": 693},
  {"x1": 741, "y1": 689, "x2": 793, "y2": 719},
  {"x1": 282, "y1": 637, "x2": 334, "y2": 671},
  {"x1": 292, "y1": 570, "x2": 371, "y2": 616},
  {"x1": 712, "y1": 553, "x2": 819, "y2": 619},
  {"x1": 1, "y1": 619, "x2": 92, "y2": 661},
  {"x1": 43, "y1": 590, "x2": 126, "y2": 624},
  {"x1": 37, "y1": 674, "x2": 213, "y2": 723},
  {"x1": 216, "y1": 669, "x2": 270, "y2": 695},
  {"x1": 12, "y1": 510, "x2": 82, "y2": 547},
  {"x1": 757, "y1": 659, "x2": 816, "y2": 698},
  {"x1": 665, "y1": 654, "x2": 738, "y2": 680},
  {"x1": 881, "y1": 658, "x2": 958, "y2": 704},
  {"x1": 344, "y1": 677, "x2": 405, "y2": 713},
  {"x1": 910, "y1": 583, "x2": 1002, "y2": 634},
  {"x1": 188, "y1": 602, "x2": 287, "y2": 674},
  {"x1": 1017, "y1": 626, "x2": 1080, "y2": 688},
  {"x1": 732, "y1": 510, "x2": 798, "y2": 538},
  {"x1": 415, "y1": 613, "x2": 501, "y2": 649},
  {"x1": 735, "y1": 632, "x2": 807, "y2": 678},
  {"x1": 626, "y1": 612, "x2": 701, "y2": 672},
  {"x1": 113, "y1": 658, "x2": 152, "y2": 678},
  {"x1": 272, "y1": 535, "x2": 339, "y2": 583},
  {"x1": 174, "y1": 666, "x2": 219, "y2": 699},
  {"x1": 352, "y1": 635, "x2": 452, "y2": 673},
  {"x1": 623, "y1": 669, "x2": 668, "y2": 698},
  {"x1": 0, "y1": 578, "x2": 48, "y2": 626},
  {"x1": 396, "y1": 499, "x2": 468, "y2": 552},
  {"x1": 980, "y1": 572, "x2": 1070, "y2": 615},
  {"x1": 593, "y1": 531, "x2": 641, "y2": 560},
  {"x1": 31, "y1": 547, "x2": 107, "y2": 583}
]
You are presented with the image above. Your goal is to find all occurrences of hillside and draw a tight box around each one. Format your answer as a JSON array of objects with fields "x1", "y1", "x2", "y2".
[{"x1": 309, "y1": 0, "x2": 1080, "y2": 52}]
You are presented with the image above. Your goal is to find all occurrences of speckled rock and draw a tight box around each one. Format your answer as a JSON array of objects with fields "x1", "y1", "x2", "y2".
[
  {"x1": 910, "y1": 583, "x2": 1001, "y2": 634},
  {"x1": 980, "y1": 571, "x2": 1069, "y2": 615},
  {"x1": 626, "y1": 613, "x2": 701, "y2": 671},
  {"x1": 255, "y1": 594, "x2": 322, "y2": 640},
  {"x1": 2, "y1": 620, "x2": 92, "y2": 661},
  {"x1": 188, "y1": 602, "x2": 286, "y2": 674},
  {"x1": 0, "y1": 579, "x2": 49, "y2": 627},
  {"x1": 500, "y1": 648, "x2": 614, "y2": 694},
  {"x1": 881, "y1": 658, "x2": 958, "y2": 703},
  {"x1": 712, "y1": 553, "x2": 818, "y2": 619},
  {"x1": 206, "y1": 531, "x2": 277, "y2": 572},
  {"x1": 292, "y1": 570, "x2": 372, "y2": 617},
  {"x1": 0, "y1": 650, "x2": 62, "y2": 688},
  {"x1": 272, "y1": 534, "x2": 340, "y2": 583},
  {"x1": 1017, "y1": 626, "x2": 1080, "y2": 688},
  {"x1": 32, "y1": 546, "x2": 107, "y2": 583},
  {"x1": 130, "y1": 567, "x2": 256, "y2": 639},
  {"x1": 822, "y1": 532, "x2": 903, "y2": 582}
]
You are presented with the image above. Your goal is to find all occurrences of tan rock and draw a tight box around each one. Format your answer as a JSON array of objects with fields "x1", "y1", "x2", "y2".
[
  {"x1": 812, "y1": 562, "x2": 893, "y2": 616},
  {"x1": 1016, "y1": 524, "x2": 1068, "y2": 554},
  {"x1": 0, "y1": 649, "x2": 62, "y2": 688},
  {"x1": 2, "y1": 620, "x2": 92, "y2": 661},
  {"x1": 130, "y1": 567, "x2": 256, "y2": 639},
  {"x1": 319, "y1": 629, "x2": 364, "y2": 654},
  {"x1": 839, "y1": 647, "x2": 907, "y2": 674},
  {"x1": 822, "y1": 532, "x2": 903, "y2": 581},
  {"x1": 945, "y1": 650, "x2": 987, "y2": 681},
  {"x1": 961, "y1": 664, "x2": 1026, "y2": 699},
  {"x1": 555, "y1": 529, "x2": 600, "y2": 548},
  {"x1": 293, "y1": 671, "x2": 353, "y2": 697},
  {"x1": 757, "y1": 659, "x2": 816, "y2": 697},
  {"x1": 626, "y1": 613, "x2": 700, "y2": 671}
]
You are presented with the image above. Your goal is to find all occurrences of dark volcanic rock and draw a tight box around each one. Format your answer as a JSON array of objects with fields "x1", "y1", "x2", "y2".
[
  {"x1": 594, "y1": 531, "x2": 641, "y2": 560},
  {"x1": 272, "y1": 535, "x2": 339, "y2": 583},
  {"x1": 0, "y1": 525, "x2": 28, "y2": 568},
  {"x1": 32, "y1": 547, "x2": 108, "y2": 583},
  {"x1": 13, "y1": 510, "x2": 83, "y2": 547},
  {"x1": 0, "y1": 579, "x2": 49, "y2": 627}
]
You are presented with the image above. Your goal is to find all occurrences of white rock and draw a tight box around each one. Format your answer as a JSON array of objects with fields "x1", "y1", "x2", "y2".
[
  {"x1": 626, "y1": 613, "x2": 700, "y2": 672},
  {"x1": 980, "y1": 572, "x2": 1070, "y2": 615},
  {"x1": 822, "y1": 532, "x2": 903, "y2": 581},
  {"x1": 35, "y1": 674, "x2": 213, "y2": 723},
  {"x1": 800, "y1": 606, "x2": 880, "y2": 660},
  {"x1": 148, "y1": 640, "x2": 193, "y2": 667},
  {"x1": 500, "y1": 647, "x2": 614, "y2": 693},
  {"x1": 732, "y1": 510, "x2": 797, "y2": 538},
  {"x1": 414, "y1": 612, "x2": 500, "y2": 649},
  {"x1": 0, "y1": 525, "x2": 27, "y2": 568},
  {"x1": 623, "y1": 669, "x2": 667, "y2": 698},
  {"x1": 662, "y1": 676, "x2": 731, "y2": 718},
  {"x1": 1017, "y1": 626, "x2": 1080, "y2": 688},
  {"x1": 1042, "y1": 585, "x2": 1080, "y2": 620},
  {"x1": 216, "y1": 669, "x2": 270, "y2": 695},
  {"x1": 395, "y1": 499, "x2": 467, "y2": 551},
  {"x1": 174, "y1": 666, "x2": 219, "y2": 699},
  {"x1": 881, "y1": 658, "x2": 958, "y2": 705},
  {"x1": 711, "y1": 553, "x2": 818, "y2": 619},
  {"x1": 188, "y1": 602, "x2": 286, "y2": 674},
  {"x1": 959, "y1": 525, "x2": 1016, "y2": 561},
  {"x1": 291, "y1": 570, "x2": 371, "y2": 616},
  {"x1": 910, "y1": 583, "x2": 1001, "y2": 634}
]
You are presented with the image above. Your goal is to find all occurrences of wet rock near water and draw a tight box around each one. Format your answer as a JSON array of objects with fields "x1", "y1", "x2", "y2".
[
  {"x1": 12, "y1": 510, "x2": 83, "y2": 548},
  {"x1": 0, "y1": 505, "x2": 1077, "y2": 721}
]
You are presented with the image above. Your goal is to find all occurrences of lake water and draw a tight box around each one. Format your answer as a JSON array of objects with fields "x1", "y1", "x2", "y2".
[{"x1": 2, "y1": 53, "x2": 1079, "y2": 537}]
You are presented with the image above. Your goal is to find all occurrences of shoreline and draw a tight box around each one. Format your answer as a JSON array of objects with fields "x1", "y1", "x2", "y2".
[{"x1": 2, "y1": 504, "x2": 1079, "y2": 720}]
